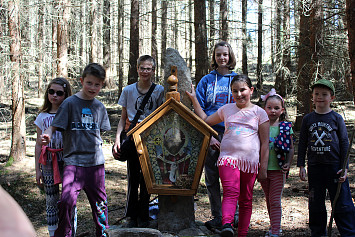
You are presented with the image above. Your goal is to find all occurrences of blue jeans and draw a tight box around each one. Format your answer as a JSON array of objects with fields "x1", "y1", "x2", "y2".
[{"x1": 308, "y1": 164, "x2": 355, "y2": 237}]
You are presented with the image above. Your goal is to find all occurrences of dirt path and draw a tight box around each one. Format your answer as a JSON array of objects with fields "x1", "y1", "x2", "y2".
[{"x1": 0, "y1": 98, "x2": 354, "y2": 236}]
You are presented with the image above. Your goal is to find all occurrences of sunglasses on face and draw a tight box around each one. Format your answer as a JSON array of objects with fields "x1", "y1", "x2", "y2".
[{"x1": 48, "y1": 89, "x2": 65, "y2": 96}]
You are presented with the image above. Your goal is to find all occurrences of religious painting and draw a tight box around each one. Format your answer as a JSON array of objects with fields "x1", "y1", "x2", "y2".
[
  {"x1": 141, "y1": 110, "x2": 204, "y2": 189},
  {"x1": 128, "y1": 97, "x2": 217, "y2": 195}
]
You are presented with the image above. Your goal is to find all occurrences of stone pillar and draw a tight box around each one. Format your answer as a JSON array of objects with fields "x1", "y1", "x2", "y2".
[
  {"x1": 163, "y1": 48, "x2": 193, "y2": 109},
  {"x1": 157, "y1": 195, "x2": 195, "y2": 232}
]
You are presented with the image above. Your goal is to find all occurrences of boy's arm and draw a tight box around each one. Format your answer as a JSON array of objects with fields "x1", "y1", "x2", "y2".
[
  {"x1": 258, "y1": 121, "x2": 270, "y2": 180},
  {"x1": 337, "y1": 115, "x2": 350, "y2": 181},
  {"x1": 113, "y1": 107, "x2": 127, "y2": 159},
  {"x1": 40, "y1": 126, "x2": 57, "y2": 145}
]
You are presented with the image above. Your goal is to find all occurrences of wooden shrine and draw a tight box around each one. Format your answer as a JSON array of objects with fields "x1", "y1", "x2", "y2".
[{"x1": 127, "y1": 66, "x2": 217, "y2": 196}]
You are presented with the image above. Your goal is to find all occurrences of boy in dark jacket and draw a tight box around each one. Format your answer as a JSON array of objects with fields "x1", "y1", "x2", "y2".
[{"x1": 297, "y1": 79, "x2": 355, "y2": 237}]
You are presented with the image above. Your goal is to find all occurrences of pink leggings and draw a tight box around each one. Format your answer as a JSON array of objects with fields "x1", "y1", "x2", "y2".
[
  {"x1": 219, "y1": 165, "x2": 257, "y2": 237},
  {"x1": 260, "y1": 170, "x2": 285, "y2": 235}
]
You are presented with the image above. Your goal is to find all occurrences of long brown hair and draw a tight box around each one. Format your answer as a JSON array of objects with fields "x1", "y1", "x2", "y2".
[
  {"x1": 210, "y1": 41, "x2": 236, "y2": 70},
  {"x1": 40, "y1": 77, "x2": 72, "y2": 113}
]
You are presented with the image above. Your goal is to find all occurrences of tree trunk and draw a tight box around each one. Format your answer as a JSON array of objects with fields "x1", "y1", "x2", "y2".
[
  {"x1": 80, "y1": 2, "x2": 87, "y2": 63},
  {"x1": 295, "y1": 2, "x2": 313, "y2": 130},
  {"x1": 208, "y1": 0, "x2": 215, "y2": 55},
  {"x1": 188, "y1": 0, "x2": 193, "y2": 71},
  {"x1": 346, "y1": 0, "x2": 355, "y2": 102},
  {"x1": 8, "y1": 0, "x2": 26, "y2": 162},
  {"x1": 283, "y1": 0, "x2": 291, "y2": 94},
  {"x1": 103, "y1": 0, "x2": 113, "y2": 88},
  {"x1": 220, "y1": 0, "x2": 228, "y2": 41},
  {"x1": 90, "y1": 0, "x2": 98, "y2": 63},
  {"x1": 309, "y1": 0, "x2": 323, "y2": 81},
  {"x1": 161, "y1": 0, "x2": 168, "y2": 77},
  {"x1": 117, "y1": 0, "x2": 124, "y2": 96},
  {"x1": 242, "y1": 0, "x2": 248, "y2": 75},
  {"x1": 173, "y1": 1, "x2": 178, "y2": 49},
  {"x1": 57, "y1": 0, "x2": 69, "y2": 79},
  {"x1": 128, "y1": 0, "x2": 139, "y2": 85},
  {"x1": 52, "y1": 2, "x2": 57, "y2": 78},
  {"x1": 257, "y1": 0, "x2": 263, "y2": 90},
  {"x1": 194, "y1": 0, "x2": 208, "y2": 84},
  {"x1": 0, "y1": 0, "x2": 5, "y2": 101},
  {"x1": 151, "y1": 0, "x2": 158, "y2": 81},
  {"x1": 270, "y1": 0, "x2": 275, "y2": 71},
  {"x1": 274, "y1": 0, "x2": 284, "y2": 96},
  {"x1": 37, "y1": 3, "x2": 44, "y2": 98}
]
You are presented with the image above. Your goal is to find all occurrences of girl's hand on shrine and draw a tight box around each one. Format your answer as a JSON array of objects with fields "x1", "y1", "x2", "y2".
[{"x1": 186, "y1": 83, "x2": 197, "y2": 101}]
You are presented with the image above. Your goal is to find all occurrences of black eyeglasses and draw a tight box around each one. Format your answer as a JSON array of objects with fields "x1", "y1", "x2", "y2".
[
  {"x1": 139, "y1": 67, "x2": 153, "y2": 72},
  {"x1": 48, "y1": 89, "x2": 65, "y2": 96}
]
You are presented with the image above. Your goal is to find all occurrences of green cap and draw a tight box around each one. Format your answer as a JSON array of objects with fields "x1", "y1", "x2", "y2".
[{"x1": 311, "y1": 79, "x2": 335, "y2": 95}]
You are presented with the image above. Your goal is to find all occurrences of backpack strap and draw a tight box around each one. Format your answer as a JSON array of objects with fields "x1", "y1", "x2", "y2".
[{"x1": 128, "y1": 83, "x2": 156, "y2": 131}]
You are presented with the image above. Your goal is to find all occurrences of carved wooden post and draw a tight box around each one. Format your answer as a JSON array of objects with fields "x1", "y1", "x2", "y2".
[{"x1": 166, "y1": 66, "x2": 180, "y2": 101}]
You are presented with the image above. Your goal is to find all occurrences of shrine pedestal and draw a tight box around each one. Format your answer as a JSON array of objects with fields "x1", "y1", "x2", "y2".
[{"x1": 157, "y1": 195, "x2": 195, "y2": 232}]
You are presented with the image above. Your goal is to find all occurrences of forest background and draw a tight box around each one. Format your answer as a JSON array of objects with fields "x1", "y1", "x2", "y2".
[
  {"x1": 0, "y1": 0, "x2": 355, "y2": 161},
  {"x1": 0, "y1": 0, "x2": 354, "y2": 236}
]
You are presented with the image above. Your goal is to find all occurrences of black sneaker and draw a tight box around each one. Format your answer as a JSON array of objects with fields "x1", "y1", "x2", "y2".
[
  {"x1": 205, "y1": 217, "x2": 222, "y2": 230},
  {"x1": 138, "y1": 219, "x2": 149, "y2": 228},
  {"x1": 220, "y1": 223, "x2": 234, "y2": 237},
  {"x1": 126, "y1": 218, "x2": 138, "y2": 228}
]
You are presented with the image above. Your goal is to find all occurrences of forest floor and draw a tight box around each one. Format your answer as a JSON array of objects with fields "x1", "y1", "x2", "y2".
[{"x1": 0, "y1": 86, "x2": 354, "y2": 237}]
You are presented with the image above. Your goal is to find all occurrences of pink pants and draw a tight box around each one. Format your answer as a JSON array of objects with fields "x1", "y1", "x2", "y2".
[
  {"x1": 219, "y1": 165, "x2": 257, "y2": 237},
  {"x1": 260, "y1": 170, "x2": 285, "y2": 235}
]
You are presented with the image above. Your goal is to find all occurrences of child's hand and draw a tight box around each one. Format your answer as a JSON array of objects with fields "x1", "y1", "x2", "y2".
[
  {"x1": 185, "y1": 83, "x2": 197, "y2": 101},
  {"x1": 282, "y1": 163, "x2": 291, "y2": 173},
  {"x1": 299, "y1": 167, "x2": 307, "y2": 181},
  {"x1": 209, "y1": 136, "x2": 221, "y2": 150},
  {"x1": 337, "y1": 169, "x2": 348, "y2": 183},
  {"x1": 257, "y1": 168, "x2": 267, "y2": 180},
  {"x1": 40, "y1": 134, "x2": 50, "y2": 145},
  {"x1": 35, "y1": 169, "x2": 44, "y2": 189},
  {"x1": 112, "y1": 142, "x2": 121, "y2": 160}
]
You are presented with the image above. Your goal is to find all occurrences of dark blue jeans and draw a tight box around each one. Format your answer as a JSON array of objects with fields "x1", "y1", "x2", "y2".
[{"x1": 308, "y1": 164, "x2": 355, "y2": 237}]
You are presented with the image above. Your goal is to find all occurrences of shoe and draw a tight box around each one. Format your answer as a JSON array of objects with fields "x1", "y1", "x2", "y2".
[
  {"x1": 126, "y1": 218, "x2": 138, "y2": 228},
  {"x1": 205, "y1": 217, "x2": 222, "y2": 230},
  {"x1": 265, "y1": 230, "x2": 279, "y2": 237},
  {"x1": 220, "y1": 223, "x2": 234, "y2": 237},
  {"x1": 233, "y1": 215, "x2": 239, "y2": 228},
  {"x1": 138, "y1": 219, "x2": 149, "y2": 228}
]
